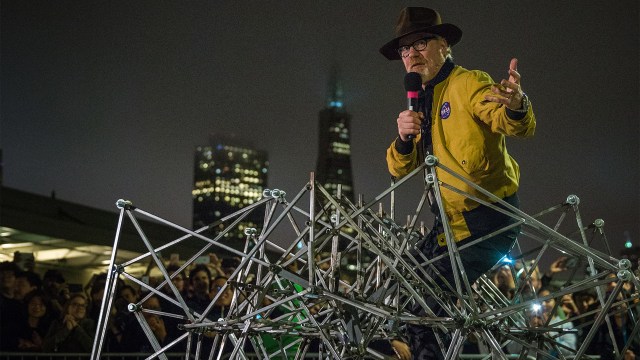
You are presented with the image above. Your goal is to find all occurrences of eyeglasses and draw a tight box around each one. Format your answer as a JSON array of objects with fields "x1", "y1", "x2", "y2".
[
  {"x1": 70, "y1": 302, "x2": 87, "y2": 309},
  {"x1": 397, "y1": 37, "x2": 436, "y2": 58}
]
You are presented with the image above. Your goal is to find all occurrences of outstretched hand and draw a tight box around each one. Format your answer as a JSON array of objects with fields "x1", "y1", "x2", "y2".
[{"x1": 485, "y1": 58, "x2": 525, "y2": 110}]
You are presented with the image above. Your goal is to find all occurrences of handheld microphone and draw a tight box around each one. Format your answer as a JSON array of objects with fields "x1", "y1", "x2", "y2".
[{"x1": 404, "y1": 72, "x2": 422, "y2": 140}]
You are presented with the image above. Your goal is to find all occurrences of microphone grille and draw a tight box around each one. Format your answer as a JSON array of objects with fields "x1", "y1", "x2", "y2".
[{"x1": 404, "y1": 72, "x2": 422, "y2": 92}]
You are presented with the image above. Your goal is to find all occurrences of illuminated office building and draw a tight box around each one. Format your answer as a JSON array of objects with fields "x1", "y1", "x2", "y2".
[
  {"x1": 315, "y1": 67, "x2": 355, "y2": 203},
  {"x1": 192, "y1": 137, "x2": 268, "y2": 241}
]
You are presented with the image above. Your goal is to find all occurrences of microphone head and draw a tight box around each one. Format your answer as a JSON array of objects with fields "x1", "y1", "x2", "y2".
[{"x1": 404, "y1": 72, "x2": 422, "y2": 92}]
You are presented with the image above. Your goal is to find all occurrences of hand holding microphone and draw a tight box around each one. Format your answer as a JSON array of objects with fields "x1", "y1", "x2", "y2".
[{"x1": 398, "y1": 72, "x2": 423, "y2": 141}]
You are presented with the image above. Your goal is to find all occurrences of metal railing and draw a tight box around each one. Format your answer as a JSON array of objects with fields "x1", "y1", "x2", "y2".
[{"x1": 1, "y1": 353, "x2": 601, "y2": 360}]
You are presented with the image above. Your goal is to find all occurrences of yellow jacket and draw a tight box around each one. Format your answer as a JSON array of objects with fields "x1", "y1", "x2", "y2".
[{"x1": 386, "y1": 65, "x2": 536, "y2": 241}]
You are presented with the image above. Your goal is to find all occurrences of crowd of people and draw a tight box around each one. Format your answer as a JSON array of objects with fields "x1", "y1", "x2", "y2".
[
  {"x1": 486, "y1": 257, "x2": 640, "y2": 359},
  {"x1": 1, "y1": 261, "x2": 94, "y2": 353},
  {"x1": 0, "y1": 253, "x2": 238, "y2": 355},
  {"x1": 1, "y1": 251, "x2": 638, "y2": 359}
]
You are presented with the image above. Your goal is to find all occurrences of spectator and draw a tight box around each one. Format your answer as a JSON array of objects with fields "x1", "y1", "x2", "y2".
[
  {"x1": 538, "y1": 256, "x2": 580, "y2": 291},
  {"x1": 559, "y1": 293, "x2": 580, "y2": 320},
  {"x1": 538, "y1": 286, "x2": 577, "y2": 356},
  {"x1": 163, "y1": 264, "x2": 187, "y2": 298},
  {"x1": 185, "y1": 265, "x2": 231, "y2": 358},
  {"x1": 16, "y1": 290, "x2": 53, "y2": 352},
  {"x1": 158, "y1": 264, "x2": 188, "y2": 351},
  {"x1": 492, "y1": 265, "x2": 516, "y2": 300},
  {"x1": 103, "y1": 294, "x2": 128, "y2": 352},
  {"x1": 186, "y1": 264, "x2": 212, "y2": 315},
  {"x1": 515, "y1": 262, "x2": 542, "y2": 300},
  {"x1": 41, "y1": 269, "x2": 69, "y2": 319},
  {"x1": 588, "y1": 290, "x2": 639, "y2": 360},
  {"x1": 86, "y1": 273, "x2": 108, "y2": 323},
  {"x1": 42, "y1": 293, "x2": 96, "y2": 352},
  {"x1": 14, "y1": 270, "x2": 42, "y2": 302},
  {"x1": 220, "y1": 256, "x2": 241, "y2": 276},
  {"x1": 0, "y1": 261, "x2": 18, "y2": 299},
  {"x1": 13, "y1": 251, "x2": 36, "y2": 272},
  {"x1": 574, "y1": 289, "x2": 597, "y2": 315},
  {"x1": 207, "y1": 253, "x2": 226, "y2": 278},
  {"x1": 209, "y1": 275, "x2": 233, "y2": 312},
  {"x1": 119, "y1": 284, "x2": 139, "y2": 305},
  {"x1": 119, "y1": 295, "x2": 176, "y2": 352},
  {"x1": 0, "y1": 261, "x2": 22, "y2": 351}
]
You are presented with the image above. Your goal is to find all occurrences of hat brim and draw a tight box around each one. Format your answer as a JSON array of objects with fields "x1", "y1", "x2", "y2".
[{"x1": 379, "y1": 24, "x2": 462, "y2": 60}]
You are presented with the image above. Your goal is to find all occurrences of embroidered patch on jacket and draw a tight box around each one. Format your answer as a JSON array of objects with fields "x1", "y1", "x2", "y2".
[{"x1": 440, "y1": 102, "x2": 451, "y2": 119}]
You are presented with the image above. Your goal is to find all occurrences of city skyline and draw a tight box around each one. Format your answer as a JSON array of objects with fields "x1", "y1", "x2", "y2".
[{"x1": 1, "y1": 1, "x2": 638, "y2": 259}]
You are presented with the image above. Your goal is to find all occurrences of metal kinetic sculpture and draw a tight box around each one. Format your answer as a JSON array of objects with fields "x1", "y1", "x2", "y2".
[{"x1": 91, "y1": 154, "x2": 640, "y2": 360}]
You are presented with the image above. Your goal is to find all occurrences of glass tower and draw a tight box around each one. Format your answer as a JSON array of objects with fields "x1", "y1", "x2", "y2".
[
  {"x1": 192, "y1": 136, "x2": 268, "y2": 241},
  {"x1": 315, "y1": 66, "x2": 355, "y2": 203}
]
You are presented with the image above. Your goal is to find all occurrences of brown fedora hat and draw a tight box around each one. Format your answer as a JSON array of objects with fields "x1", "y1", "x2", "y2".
[{"x1": 380, "y1": 7, "x2": 462, "y2": 60}]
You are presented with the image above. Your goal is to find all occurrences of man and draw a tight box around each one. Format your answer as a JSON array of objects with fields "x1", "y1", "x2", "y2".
[
  {"x1": 186, "y1": 264, "x2": 212, "y2": 315},
  {"x1": 0, "y1": 261, "x2": 22, "y2": 351},
  {"x1": 14, "y1": 270, "x2": 42, "y2": 301},
  {"x1": 381, "y1": 7, "x2": 536, "y2": 359}
]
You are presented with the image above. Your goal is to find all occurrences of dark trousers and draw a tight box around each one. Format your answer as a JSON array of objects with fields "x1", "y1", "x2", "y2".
[{"x1": 407, "y1": 194, "x2": 520, "y2": 360}]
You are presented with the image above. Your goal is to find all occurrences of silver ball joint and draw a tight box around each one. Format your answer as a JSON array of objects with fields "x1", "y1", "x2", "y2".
[
  {"x1": 617, "y1": 270, "x2": 632, "y2": 282},
  {"x1": 424, "y1": 155, "x2": 439, "y2": 167},
  {"x1": 565, "y1": 195, "x2": 580, "y2": 206},
  {"x1": 244, "y1": 228, "x2": 257, "y2": 236},
  {"x1": 116, "y1": 199, "x2": 132, "y2": 209},
  {"x1": 618, "y1": 258, "x2": 632, "y2": 270},
  {"x1": 426, "y1": 174, "x2": 435, "y2": 185},
  {"x1": 127, "y1": 303, "x2": 140, "y2": 313},
  {"x1": 593, "y1": 219, "x2": 605, "y2": 228},
  {"x1": 270, "y1": 189, "x2": 286, "y2": 199},
  {"x1": 262, "y1": 189, "x2": 272, "y2": 198}
]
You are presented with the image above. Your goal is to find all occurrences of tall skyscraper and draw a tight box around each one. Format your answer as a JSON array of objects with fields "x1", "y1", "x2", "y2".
[
  {"x1": 315, "y1": 66, "x2": 355, "y2": 203},
  {"x1": 193, "y1": 135, "x2": 268, "y2": 241}
]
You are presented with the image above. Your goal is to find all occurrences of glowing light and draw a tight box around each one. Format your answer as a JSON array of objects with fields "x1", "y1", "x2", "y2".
[
  {"x1": 531, "y1": 303, "x2": 541, "y2": 312},
  {"x1": 1, "y1": 242, "x2": 34, "y2": 249},
  {"x1": 624, "y1": 231, "x2": 633, "y2": 248},
  {"x1": 502, "y1": 256, "x2": 513, "y2": 264}
]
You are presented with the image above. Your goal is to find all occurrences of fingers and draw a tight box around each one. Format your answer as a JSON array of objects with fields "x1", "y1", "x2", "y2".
[
  {"x1": 485, "y1": 84, "x2": 515, "y2": 106},
  {"x1": 509, "y1": 58, "x2": 519, "y2": 83},
  {"x1": 485, "y1": 57, "x2": 525, "y2": 108},
  {"x1": 484, "y1": 94, "x2": 508, "y2": 106},
  {"x1": 500, "y1": 79, "x2": 520, "y2": 93},
  {"x1": 510, "y1": 58, "x2": 518, "y2": 72},
  {"x1": 397, "y1": 110, "x2": 422, "y2": 141},
  {"x1": 490, "y1": 83, "x2": 515, "y2": 98}
]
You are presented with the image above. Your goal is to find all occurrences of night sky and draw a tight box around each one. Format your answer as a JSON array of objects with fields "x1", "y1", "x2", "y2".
[{"x1": 2, "y1": 1, "x2": 638, "y2": 258}]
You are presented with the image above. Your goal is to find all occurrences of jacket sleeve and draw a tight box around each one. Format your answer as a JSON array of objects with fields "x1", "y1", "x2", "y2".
[
  {"x1": 467, "y1": 70, "x2": 536, "y2": 137},
  {"x1": 386, "y1": 138, "x2": 419, "y2": 179}
]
